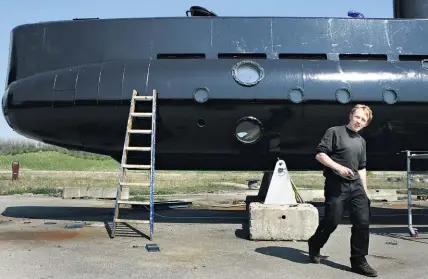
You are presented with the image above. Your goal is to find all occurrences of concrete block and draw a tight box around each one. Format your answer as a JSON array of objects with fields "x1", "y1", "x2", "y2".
[
  {"x1": 62, "y1": 187, "x2": 86, "y2": 199},
  {"x1": 298, "y1": 189, "x2": 325, "y2": 202},
  {"x1": 368, "y1": 189, "x2": 398, "y2": 202},
  {"x1": 249, "y1": 202, "x2": 319, "y2": 241},
  {"x1": 245, "y1": 195, "x2": 261, "y2": 211},
  {"x1": 86, "y1": 188, "x2": 103, "y2": 198},
  {"x1": 102, "y1": 188, "x2": 118, "y2": 199},
  {"x1": 296, "y1": 189, "x2": 398, "y2": 202},
  {"x1": 101, "y1": 188, "x2": 129, "y2": 200},
  {"x1": 120, "y1": 188, "x2": 130, "y2": 200},
  {"x1": 62, "y1": 187, "x2": 129, "y2": 199}
]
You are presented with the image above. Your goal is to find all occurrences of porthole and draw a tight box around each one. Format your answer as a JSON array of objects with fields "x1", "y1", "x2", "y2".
[
  {"x1": 197, "y1": 118, "x2": 206, "y2": 127},
  {"x1": 235, "y1": 117, "x2": 263, "y2": 144},
  {"x1": 336, "y1": 88, "x2": 352, "y2": 104},
  {"x1": 422, "y1": 59, "x2": 428, "y2": 70},
  {"x1": 383, "y1": 89, "x2": 398, "y2": 104},
  {"x1": 193, "y1": 87, "x2": 209, "y2": 103},
  {"x1": 232, "y1": 60, "x2": 264, "y2": 87},
  {"x1": 289, "y1": 87, "x2": 304, "y2": 103}
]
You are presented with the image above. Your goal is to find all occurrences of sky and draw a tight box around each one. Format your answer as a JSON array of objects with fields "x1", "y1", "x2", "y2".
[{"x1": 0, "y1": 0, "x2": 393, "y2": 141}]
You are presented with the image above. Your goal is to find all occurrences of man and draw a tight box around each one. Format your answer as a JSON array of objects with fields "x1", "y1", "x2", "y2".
[{"x1": 308, "y1": 104, "x2": 377, "y2": 277}]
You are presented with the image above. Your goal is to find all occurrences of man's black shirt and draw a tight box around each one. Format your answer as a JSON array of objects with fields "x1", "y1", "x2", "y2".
[{"x1": 316, "y1": 125, "x2": 366, "y2": 180}]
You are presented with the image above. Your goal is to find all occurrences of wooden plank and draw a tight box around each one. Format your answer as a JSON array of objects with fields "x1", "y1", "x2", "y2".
[
  {"x1": 125, "y1": 147, "x2": 151, "y2": 151},
  {"x1": 120, "y1": 182, "x2": 150, "y2": 187},
  {"x1": 131, "y1": 112, "x2": 152, "y2": 117},
  {"x1": 128, "y1": 129, "x2": 151, "y2": 134},
  {"x1": 122, "y1": 164, "x2": 151, "y2": 169}
]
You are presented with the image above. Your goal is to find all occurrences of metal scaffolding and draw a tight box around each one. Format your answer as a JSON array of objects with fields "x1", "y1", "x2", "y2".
[{"x1": 405, "y1": 150, "x2": 428, "y2": 237}]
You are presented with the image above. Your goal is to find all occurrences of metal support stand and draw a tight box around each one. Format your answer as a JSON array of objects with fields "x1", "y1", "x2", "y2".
[
  {"x1": 264, "y1": 159, "x2": 298, "y2": 205},
  {"x1": 405, "y1": 150, "x2": 428, "y2": 237},
  {"x1": 245, "y1": 158, "x2": 303, "y2": 209}
]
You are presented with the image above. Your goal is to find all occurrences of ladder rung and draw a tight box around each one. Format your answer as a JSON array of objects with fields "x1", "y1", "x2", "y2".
[
  {"x1": 120, "y1": 182, "x2": 150, "y2": 187},
  {"x1": 114, "y1": 218, "x2": 149, "y2": 224},
  {"x1": 117, "y1": 200, "x2": 148, "y2": 205},
  {"x1": 125, "y1": 147, "x2": 151, "y2": 151},
  {"x1": 134, "y1": 96, "x2": 153, "y2": 101},
  {"x1": 131, "y1": 112, "x2": 152, "y2": 117},
  {"x1": 128, "y1": 129, "x2": 151, "y2": 134},
  {"x1": 122, "y1": 164, "x2": 151, "y2": 169}
]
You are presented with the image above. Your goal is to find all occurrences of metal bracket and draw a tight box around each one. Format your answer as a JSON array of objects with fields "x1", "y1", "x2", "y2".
[{"x1": 264, "y1": 159, "x2": 297, "y2": 205}]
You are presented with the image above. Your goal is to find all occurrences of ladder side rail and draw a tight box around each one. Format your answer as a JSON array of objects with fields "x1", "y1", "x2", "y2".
[
  {"x1": 149, "y1": 89, "x2": 157, "y2": 240},
  {"x1": 407, "y1": 150, "x2": 415, "y2": 236},
  {"x1": 112, "y1": 90, "x2": 137, "y2": 238}
]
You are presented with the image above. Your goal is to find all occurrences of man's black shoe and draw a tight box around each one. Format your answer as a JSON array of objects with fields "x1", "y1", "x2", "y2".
[
  {"x1": 351, "y1": 260, "x2": 378, "y2": 277},
  {"x1": 308, "y1": 242, "x2": 320, "y2": 264}
]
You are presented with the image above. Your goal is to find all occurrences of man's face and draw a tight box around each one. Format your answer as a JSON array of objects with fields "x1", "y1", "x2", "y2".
[{"x1": 348, "y1": 108, "x2": 368, "y2": 132}]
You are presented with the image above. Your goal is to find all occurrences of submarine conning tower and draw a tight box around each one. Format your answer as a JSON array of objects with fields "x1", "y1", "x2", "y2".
[{"x1": 394, "y1": 0, "x2": 428, "y2": 18}]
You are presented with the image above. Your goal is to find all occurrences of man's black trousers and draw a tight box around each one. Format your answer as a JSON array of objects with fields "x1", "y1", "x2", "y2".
[{"x1": 309, "y1": 175, "x2": 371, "y2": 263}]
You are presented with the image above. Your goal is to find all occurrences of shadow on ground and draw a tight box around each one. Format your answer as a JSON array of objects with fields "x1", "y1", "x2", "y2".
[
  {"x1": 369, "y1": 226, "x2": 428, "y2": 244},
  {"x1": 3, "y1": 201, "x2": 428, "y2": 241},
  {"x1": 3, "y1": 202, "x2": 428, "y2": 224},
  {"x1": 1, "y1": 205, "x2": 246, "y2": 224},
  {"x1": 254, "y1": 246, "x2": 351, "y2": 272}
]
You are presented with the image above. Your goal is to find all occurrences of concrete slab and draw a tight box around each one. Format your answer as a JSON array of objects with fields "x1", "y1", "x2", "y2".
[
  {"x1": 297, "y1": 189, "x2": 399, "y2": 202},
  {"x1": 298, "y1": 189, "x2": 325, "y2": 202},
  {"x1": 62, "y1": 187, "x2": 129, "y2": 200},
  {"x1": 369, "y1": 189, "x2": 398, "y2": 202},
  {"x1": 86, "y1": 187, "x2": 103, "y2": 198},
  {"x1": 62, "y1": 187, "x2": 87, "y2": 199},
  {"x1": 249, "y1": 202, "x2": 319, "y2": 241}
]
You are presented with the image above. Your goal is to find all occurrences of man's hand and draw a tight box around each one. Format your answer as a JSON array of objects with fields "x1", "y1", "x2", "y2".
[
  {"x1": 335, "y1": 165, "x2": 354, "y2": 177},
  {"x1": 315, "y1": 153, "x2": 354, "y2": 177}
]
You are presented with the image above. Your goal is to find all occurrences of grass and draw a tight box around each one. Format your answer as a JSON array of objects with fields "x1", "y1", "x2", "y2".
[
  {"x1": 0, "y1": 159, "x2": 423, "y2": 198},
  {"x1": 0, "y1": 170, "x2": 254, "y2": 197},
  {"x1": 0, "y1": 139, "x2": 426, "y2": 197},
  {"x1": 0, "y1": 151, "x2": 119, "y2": 171},
  {"x1": 0, "y1": 138, "x2": 112, "y2": 160}
]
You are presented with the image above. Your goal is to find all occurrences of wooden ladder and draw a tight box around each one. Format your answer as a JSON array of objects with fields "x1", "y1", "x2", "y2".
[{"x1": 111, "y1": 89, "x2": 157, "y2": 241}]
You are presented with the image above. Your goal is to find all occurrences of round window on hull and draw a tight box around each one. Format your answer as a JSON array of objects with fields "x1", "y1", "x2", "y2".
[
  {"x1": 289, "y1": 87, "x2": 304, "y2": 103},
  {"x1": 193, "y1": 87, "x2": 210, "y2": 103},
  {"x1": 336, "y1": 88, "x2": 352, "y2": 104},
  {"x1": 232, "y1": 61, "x2": 264, "y2": 87},
  {"x1": 235, "y1": 117, "x2": 263, "y2": 144},
  {"x1": 383, "y1": 89, "x2": 398, "y2": 104}
]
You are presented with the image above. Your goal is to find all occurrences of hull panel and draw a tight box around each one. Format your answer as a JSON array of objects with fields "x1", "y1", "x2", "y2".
[{"x1": 4, "y1": 16, "x2": 428, "y2": 170}]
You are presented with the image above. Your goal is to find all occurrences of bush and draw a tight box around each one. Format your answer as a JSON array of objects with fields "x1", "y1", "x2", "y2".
[{"x1": 0, "y1": 138, "x2": 111, "y2": 160}]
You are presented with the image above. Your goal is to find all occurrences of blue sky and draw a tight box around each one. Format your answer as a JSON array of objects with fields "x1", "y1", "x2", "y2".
[{"x1": 0, "y1": 0, "x2": 393, "y2": 140}]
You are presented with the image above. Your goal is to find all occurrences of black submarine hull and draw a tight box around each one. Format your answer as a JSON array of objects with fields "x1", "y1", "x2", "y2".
[{"x1": 4, "y1": 15, "x2": 428, "y2": 171}]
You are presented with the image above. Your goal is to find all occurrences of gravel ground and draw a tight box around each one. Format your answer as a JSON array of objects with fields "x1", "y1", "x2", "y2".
[{"x1": 1, "y1": 195, "x2": 428, "y2": 279}]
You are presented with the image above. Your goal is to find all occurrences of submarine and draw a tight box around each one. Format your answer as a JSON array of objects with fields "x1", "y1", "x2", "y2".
[{"x1": 3, "y1": 1, "x2": 428, "y2": 171}]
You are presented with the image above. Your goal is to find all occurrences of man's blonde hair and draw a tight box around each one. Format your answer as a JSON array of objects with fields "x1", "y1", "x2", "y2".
[{"x1": 350, "y1": 104, "x2": 373, "y2": 124}]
